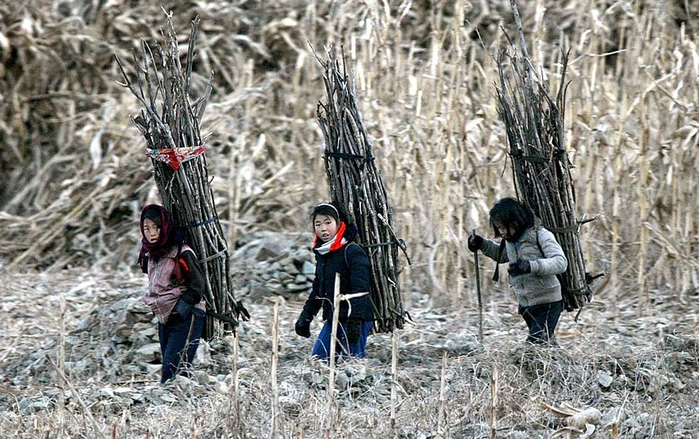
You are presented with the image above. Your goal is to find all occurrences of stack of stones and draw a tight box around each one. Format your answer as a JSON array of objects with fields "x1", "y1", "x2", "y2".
[{"x1": 229, "y1": 232, "x2": 316, "y2": 302}]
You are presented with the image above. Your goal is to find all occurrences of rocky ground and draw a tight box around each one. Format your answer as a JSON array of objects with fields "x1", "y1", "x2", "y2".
[{"x1": 1, "y1": 233, "x2": 698, "y2": 438}]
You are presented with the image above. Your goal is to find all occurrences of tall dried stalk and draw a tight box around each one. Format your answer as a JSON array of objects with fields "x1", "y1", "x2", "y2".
[
  {"x1": 437, "y1": 353, "x2": 448, "y2": 438},
  {"x1": 490, "y1": 366, "x2": 499, "y2": 439},
  {"x1": 271, "y1": 302, "x2": 281, "y2": 437},
  {"x1": 325, "y1": 273, "x2": 342, "y2": 436},
  {"x1": 58, "y1": 294, "x2": 66, "y2": 436},
  {"x1": 390, "y1": 330, "x2": 399, "y2": 438},
  {"x1": 228, "y1": 332, "x2": 242, "y2": 435},
  {"x1": 47, "y1": 355, "x2": 106, "y2": 439}
]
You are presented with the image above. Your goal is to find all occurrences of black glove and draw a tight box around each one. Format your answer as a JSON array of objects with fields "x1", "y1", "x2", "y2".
[
  {"x1": 235, "y1": 300, "x2": 251, "y2": 321},
  {"x1": 175, "y1": 298, "x2": 193, "y2": 319},
  {"x1": 344, "y1": 319, "x2": 362, "y2": 344},
  {"x1": 468, "y1": 234, "x2": 483, "y2": 253},
  {"x1": 508, "y1": 259, "x2": 531, "y2": 276},
  {"x1": 295, "y1": 310, "x2": 312, "y2": 338}
]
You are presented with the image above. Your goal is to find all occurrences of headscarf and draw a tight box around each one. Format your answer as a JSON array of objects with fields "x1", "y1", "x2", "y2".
[{"x1": 138, "y1": 204, "x2": 183, "y2": 272}]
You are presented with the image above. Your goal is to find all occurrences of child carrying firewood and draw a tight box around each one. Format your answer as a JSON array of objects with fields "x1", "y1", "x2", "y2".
[
  {"x1": 294, "y1": 202, "x2": 374, "y2": 360},
  {"x1": 138, "y1": 204, "x2": 207, "y2": 383},
  {"x1": 468, "y1": 198, "x2": 567, "y2": 344}
]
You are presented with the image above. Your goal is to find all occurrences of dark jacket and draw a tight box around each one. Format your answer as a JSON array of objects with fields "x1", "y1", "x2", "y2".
[{"x1": 302, "y1": 242, "x2": 374, "y2": 322}]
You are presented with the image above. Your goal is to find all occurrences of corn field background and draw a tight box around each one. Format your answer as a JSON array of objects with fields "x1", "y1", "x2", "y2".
[{"x1": 0, "y1": 0, "x2": 697, "y2": 437}]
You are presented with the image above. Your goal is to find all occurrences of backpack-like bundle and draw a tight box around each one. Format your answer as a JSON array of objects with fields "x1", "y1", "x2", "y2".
[
  {"x1": 315, "y1": 46, "x2": 410, "y2": 332},
  {"x1": 493, "y1": 3, "x2": 598, "y2": 315}
]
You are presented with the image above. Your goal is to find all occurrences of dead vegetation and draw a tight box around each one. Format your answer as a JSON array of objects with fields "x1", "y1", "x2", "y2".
[
  {"x1": 1, "y1": 0, "x2": 697, "y2": 304},
  {"x1": 1, "y1": 0, "x2": 698, "y2": 437},
  {"x1": 0, "y1": 269, "x2": 697, "y2": 437}
]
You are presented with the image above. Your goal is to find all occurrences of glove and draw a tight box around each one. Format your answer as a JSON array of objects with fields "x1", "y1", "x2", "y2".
[
  {"x1": 295, "y1": 310, "x2": 312, "y2": 338},
  {"x1": 468, "y1": 234, "x2": 483, "y2": 253},
  {"x1": 235, "y1": 300, "x2": 251, "y2": 321},
  {"x1": 508, "y1": 259, "x2": 531, "y2": 276},
  {"x1": 344, "y1": 319, "x2": 362, "y2": 344}
]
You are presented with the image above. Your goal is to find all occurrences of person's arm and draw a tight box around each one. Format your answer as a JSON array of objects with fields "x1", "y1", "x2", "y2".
[
  {"x1": 180, "y1": 250, "x2": 205, "y2": 305},
  {"x1": 296, "y1": 264, "x2": 322, "y2": 338},
  {"x1": 301, "y1": 264, "x2": 323, "y2": 318},
  {"x1": 480, "y1": 238, "x2": 509, "y2": 263},
  {"x1": 530, "y1": 228, "x2": 567, "y2": 276},
  {"x1": 345, "y1": 244, "x2": 371, "y2": 295},
  {"x1": 340, "y1": 244, "x2": 372, "y2": 324}
]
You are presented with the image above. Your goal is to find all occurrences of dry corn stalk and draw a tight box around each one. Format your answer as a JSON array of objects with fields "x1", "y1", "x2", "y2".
[
  {"x1": 315, "y1": 46, "x2": 409, "y2": 333},
  {"x1": 115, "y1": 13, "x2": 247, "y2": 338}
]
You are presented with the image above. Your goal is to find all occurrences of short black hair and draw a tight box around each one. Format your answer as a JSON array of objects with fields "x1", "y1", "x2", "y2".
[
  {"x1": 142, "y1": 206, "x2": 163, "y2": 228},
  {"x1": 489, "y1": 197, "x2": 535, "y2": 239},
  {"x1": 311, "y1": 202, "x2": 341, "y2": 223}
]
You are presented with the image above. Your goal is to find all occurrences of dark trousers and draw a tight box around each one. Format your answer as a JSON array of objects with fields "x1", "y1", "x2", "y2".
[
  {"x1": 312, "y1": 320, "x2": 373, "y2": 361},
  {"x1": 158, "y1": 312, "x2": 204, "y2": 383},
  {"x1": 519, "y1": 300, "x2": 562, "y2": 344}
]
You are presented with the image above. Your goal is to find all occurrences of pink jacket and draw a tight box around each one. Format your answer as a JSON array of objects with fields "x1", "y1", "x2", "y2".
[{"x1": 142, "y1": 244, "x2": 206, "y2": 323}]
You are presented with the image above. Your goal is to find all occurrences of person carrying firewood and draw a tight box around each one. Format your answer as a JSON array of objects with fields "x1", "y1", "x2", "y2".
[
  {"x1": 294, "y1": 202, "x2": 375, "y2": 361},
  {"x1": 138, "y1": 204, "x2": 207, "y2": 383},
  {"x1": 468, "y1": 198, "x2": 568, "y2": 345}
]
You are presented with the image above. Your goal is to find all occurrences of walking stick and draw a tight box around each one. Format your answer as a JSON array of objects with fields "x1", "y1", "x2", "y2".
[{"x1": 472, "y1": 229, "x2": 483, "y2": 342}]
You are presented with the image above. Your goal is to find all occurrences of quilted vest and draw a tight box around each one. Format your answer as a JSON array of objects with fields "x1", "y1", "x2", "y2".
[{"x1": 142, "y1": 244, "x2": 192, "y2": 323}]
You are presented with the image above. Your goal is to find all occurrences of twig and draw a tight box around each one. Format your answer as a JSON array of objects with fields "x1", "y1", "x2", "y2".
[
  {"x1": 46, "y1": 355, "x2": 106, "y2": 439},
  {"x1": 115, "y1": 13, "x2": 247, "y2": 337},
  {"x1": 437, "y1": 353, "x2": 447, "y2": 438},
  {"x1": 316, "y1": 45, "x2": 408, "y2": 332},
  {"x1": 271, "y1": 302, "x2": 281, "y2": 436},
  {"x1": 494, "y1": 1, "x2": 595, "y2": 312},
  {"x1": 473, "y1": 229, "x2": 483, "y2": 342},
  {"x1": 325, "y1": 273, "x2": 342, "y2": 436}
]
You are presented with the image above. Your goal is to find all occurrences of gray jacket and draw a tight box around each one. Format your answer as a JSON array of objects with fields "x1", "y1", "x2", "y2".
[{"x1": 480, "y1": 226, "x2": 567, "y2": 307}]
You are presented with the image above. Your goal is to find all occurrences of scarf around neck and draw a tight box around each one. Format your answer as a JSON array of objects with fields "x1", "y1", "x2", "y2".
[{"x1": 313, "y1": 221, "x2": 348, "y2": 255}]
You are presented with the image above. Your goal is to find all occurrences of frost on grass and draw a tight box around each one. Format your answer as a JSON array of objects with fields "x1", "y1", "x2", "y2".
[{"x1": 0, "y1": 269, "x2": 697, "y2": 438}]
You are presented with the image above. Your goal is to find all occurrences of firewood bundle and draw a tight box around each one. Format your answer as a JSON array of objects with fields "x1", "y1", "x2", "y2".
[
  {"x1": 316, "y1": 47, "x2": 409, "y2": 333},
  {"x1": 115, "y1": 15, "x2": 248, "y2": 338},
  {"x1": 494, "y1": 2, "x2": 594, "y2": 313}
]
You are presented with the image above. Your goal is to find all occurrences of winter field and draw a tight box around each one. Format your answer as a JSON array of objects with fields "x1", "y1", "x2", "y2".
[{"x1": 1, "y1": 1, "x2": 698, "y2": 437}]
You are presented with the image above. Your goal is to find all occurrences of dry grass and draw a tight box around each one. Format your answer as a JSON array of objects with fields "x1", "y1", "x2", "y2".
[
  {"x1": 0, "y1": 270, "x2": 696, "y2": 437},
  {"x1": 0, "y1": 0, "x2": 697, "y2": 304},
  {"x1": 0, "y1": 0, "x2": 698, "y2": 437}
]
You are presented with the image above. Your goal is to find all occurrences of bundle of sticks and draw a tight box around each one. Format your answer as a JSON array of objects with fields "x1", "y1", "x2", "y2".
[
  {"x1": 115, "y1": 15, "x2": 248, "y2": 338},
  {"x1": 494, "y1": 1, "x2": 595, "y2": 313},
  {"x1": 315, "y1": 47, "x2": 409, "y2": 333}
]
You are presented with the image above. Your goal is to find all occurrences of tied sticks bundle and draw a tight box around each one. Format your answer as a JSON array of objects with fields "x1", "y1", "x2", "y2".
[
  {"x1": 316, "y1": 47, "x2": 409, "y2": 333},
  {"x1": 115, "y1": 14, "x2": 248, "y2": 339},
  {"x1": 494, "y1": 1, "x2": 595, "y2": 314}
]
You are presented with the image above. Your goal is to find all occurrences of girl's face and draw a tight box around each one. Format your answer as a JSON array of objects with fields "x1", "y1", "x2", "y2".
[
  {"x1": 494, "y1": 221, "x2": 517, "y2": 241},
  {"x1": 143, "y1": 218, "x2": 161, "y2": 243},
  {"x1": 314, "y1": 214, "x2": 339, "y2": 242}
]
